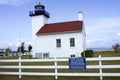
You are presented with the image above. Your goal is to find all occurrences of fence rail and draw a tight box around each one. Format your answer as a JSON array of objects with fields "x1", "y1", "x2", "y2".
[{"x1": 0, "y1": 55, "x2": 120, "y2": 80}]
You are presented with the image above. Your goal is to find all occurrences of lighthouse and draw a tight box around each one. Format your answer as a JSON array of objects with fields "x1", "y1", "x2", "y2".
[
  {"x1": 29, "y1": 2, "x2": 50, "y2": 57},
  {"x1": 29, "y1": 2, "x2": 85, "y2": 58}
]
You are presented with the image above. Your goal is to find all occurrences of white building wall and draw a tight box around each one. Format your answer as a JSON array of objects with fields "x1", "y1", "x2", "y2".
[
  {"x1": 31, "y1": 15, "x2": 48, "y2": 58},
  {"x1": 32, "y1": 32, "x2": 84, "y2": 58},
  {"x1": 31, "y1": 15, "x2": 48, "y2": 36}
]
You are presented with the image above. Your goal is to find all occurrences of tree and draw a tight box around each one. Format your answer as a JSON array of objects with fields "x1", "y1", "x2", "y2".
[
  {"x1": 21, "y1": 42, "x2": 25, "y2": 54},
  {"x1": 17, "y1": 42, "x2": 25, "y2": 54},
  {"x1": 81, "y1": 50, "x2": 94, "y2": 57},
  {"x1": 17, "y1": 47, "x2": 20, "y2": 52},
  {"x1": 28, "y1": 45, "x2": 32, "y2": 52},
  {"x1": 4, "y1": 48, "x2": 10, "y2": 58},
  {"x1": 112, "y1": 43, "x2": 120, "y2": 53},
  {"x1": 28, "y1": 44, "x2": 32, "y2": 59}
]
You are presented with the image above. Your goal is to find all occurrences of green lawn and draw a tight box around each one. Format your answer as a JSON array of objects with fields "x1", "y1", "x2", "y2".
[
  {"x1": 93, "y1": 51, "x2": 120, "y2": 57},
  {"x1": 0, "y1": 51, "x2": 120, "y2": 80}
]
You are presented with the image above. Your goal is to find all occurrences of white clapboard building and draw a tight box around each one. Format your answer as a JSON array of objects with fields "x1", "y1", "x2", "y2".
[{"x1": 29, "y1": 2, "x2": 86, "y2": 58}]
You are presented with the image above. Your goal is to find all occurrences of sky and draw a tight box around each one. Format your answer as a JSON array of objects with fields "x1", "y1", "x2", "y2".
[{"x1": 0, "y1": 0, "x2": 120, "y2": 50}]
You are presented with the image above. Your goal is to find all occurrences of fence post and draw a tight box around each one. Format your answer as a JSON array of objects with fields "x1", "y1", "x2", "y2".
[
  {"x1": 19, "y1": 57, "x2": 22, "y2": 79},
  {"x1": 99, "y1": 55, "x2": 103, "y2": 80},
  {"x1": 54, "y1": 56, "x2": 58, "y2": 80}
]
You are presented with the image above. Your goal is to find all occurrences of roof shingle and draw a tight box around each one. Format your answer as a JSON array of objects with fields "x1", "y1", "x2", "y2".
[{"x1": 36, "y1": 21, "x2": 83, "y2": 35}]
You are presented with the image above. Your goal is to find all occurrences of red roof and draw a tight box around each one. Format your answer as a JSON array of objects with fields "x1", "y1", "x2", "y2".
[{"x1": 36, "y1": 21, "x2": 83, "y2": 35}]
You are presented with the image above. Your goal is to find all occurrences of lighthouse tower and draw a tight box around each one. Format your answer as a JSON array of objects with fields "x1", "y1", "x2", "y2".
[
  {"x1": 29, "y1": 2, "x2": 50, "y2": 36},
  {"x1": 29, "y1": 2, "x2": 50, "y2": 57}
]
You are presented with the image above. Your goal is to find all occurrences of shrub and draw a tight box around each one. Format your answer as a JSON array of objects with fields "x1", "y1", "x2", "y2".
[
  {"x1": 81, "y1": 50, "x2": 94, "y2": 57},
  {"x1": 112, "y1": 43, "x2": 120, "y2": 53}
]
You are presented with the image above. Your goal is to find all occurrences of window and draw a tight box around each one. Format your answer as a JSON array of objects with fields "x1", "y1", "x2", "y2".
[
  {"x1": 56, "y1": 39, "x2": 61, "y2": 47},
  {"x1": 70, "y1": 38, "x2": 75, "y2": 47},
  {"x1": 71, "y1": 55, "x2": 75, "y2": 57},
  {"x1": 43, "y1": 53, "x2": 49, "y2": 59},
  {"x1": 35, "y1": 53, "x2": 42, "y2": 59},
  {"x1": 35, "y1": 6, "x2": 43, "y2": 11}
]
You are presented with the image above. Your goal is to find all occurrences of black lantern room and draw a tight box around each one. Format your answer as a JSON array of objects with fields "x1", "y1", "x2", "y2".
[{"x1": 29, "y1": 2, "x2": 50, "y2": 18}]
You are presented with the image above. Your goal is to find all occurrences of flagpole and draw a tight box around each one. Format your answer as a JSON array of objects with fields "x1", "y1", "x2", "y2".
[
  {"x1": 19, "y1": 33, "x2": 21, "y2": 59},
  {"x1": 19, "y1": 33, "x2": 22, "y2": 78}
]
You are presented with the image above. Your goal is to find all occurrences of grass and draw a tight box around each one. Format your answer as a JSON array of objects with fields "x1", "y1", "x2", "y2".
[
  {"x1": 0, "y1": 51, "x2": 120, "y2": 80},
  {"x1": 0, "y1": 55, "x2": 32, "y2": 59},
  {"x1": 0, "y1": 75, "x2": 120, "y2": 80},
  {"x1": 93, "y1": 51, "x2": 120, "y2": 57}
]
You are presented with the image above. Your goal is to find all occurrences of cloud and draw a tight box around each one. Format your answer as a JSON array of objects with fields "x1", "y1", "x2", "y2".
[
  {"x1": 86, "y1": 16, "x2": 120, "y2": 44},
  {"x1": 0, "y1": 42, "x2": 9, "y2": 49},
  {"x1": 86, "y1": 38, "x2": 120, "y2": 48},
  {"x1": 0, "y1": 41, "x2": 32, "y2": 51},
  {"x1": 0, "y1": 0, "x2": 33, "y2": 6},
  {"x1": 117, "y1": 32, "x2": 120, "y2": 36},
  {"x1": 15, "y1": 37, "x2": 32, "y2": 42},
  {"x1": 87, "y1": 17, "x2": 120, "y2": 31},
  {"x1": 85, "y1": 16, "x2": 120, "y2": 48},
  {"x1": 0, "y1": 36, "x2": 32, "y2": 50}
]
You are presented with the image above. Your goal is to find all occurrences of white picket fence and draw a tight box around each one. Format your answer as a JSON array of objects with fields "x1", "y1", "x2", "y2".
[{"x1": 0, "y1": 55, "x2": 120, "y2": 80}]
